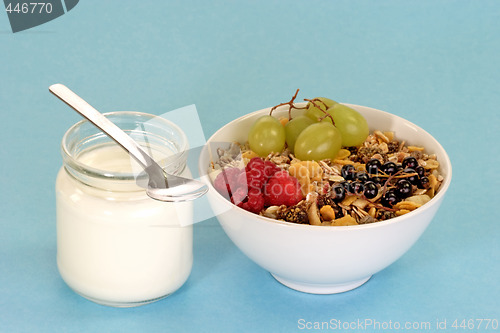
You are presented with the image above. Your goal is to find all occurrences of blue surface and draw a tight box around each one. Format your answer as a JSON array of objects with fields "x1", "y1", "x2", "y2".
[{"x1": 1, "y1": 1, "x2": 499, "y2": 332}]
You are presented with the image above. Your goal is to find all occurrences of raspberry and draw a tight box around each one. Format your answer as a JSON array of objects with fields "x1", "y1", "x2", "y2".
[
  {"x1": 263, "y1": 170, "x2": 302, "y2": 206},
  {"x1": 213, "y1": 167, "x2": 242, "y2": 197},
  {"x1": 215, "y1": 158, "x2": 291, "y2": 213},
  {"x1": 246, "y1": 157, "x2": 264, "y2": 170},
  {"x1": 246, "y1": 167, "x2": 266, "y2": 189},
  {"x1": 263, "y1": 160, "x2": 280, "y2": 178},
  {"x1": 245, "y1": 157, "x2": 266, "y2": 189},
  {"x1": 238, "y1": 188, "x2": 264, "y2": 213}
]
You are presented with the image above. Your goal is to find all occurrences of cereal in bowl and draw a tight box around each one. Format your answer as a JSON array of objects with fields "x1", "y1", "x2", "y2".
[{"x1": 208, "y1": 90, "x2": 443, "y2": 226}]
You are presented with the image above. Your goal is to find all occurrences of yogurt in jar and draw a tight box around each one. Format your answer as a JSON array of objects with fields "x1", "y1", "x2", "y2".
[{"x1": 56, "y1": 112, "x2": 193, "y2": 307}]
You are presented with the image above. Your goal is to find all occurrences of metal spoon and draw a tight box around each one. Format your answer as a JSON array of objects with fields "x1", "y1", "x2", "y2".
[{"x1": 49, "y1": 83, "x2": 208, "y2": 202}]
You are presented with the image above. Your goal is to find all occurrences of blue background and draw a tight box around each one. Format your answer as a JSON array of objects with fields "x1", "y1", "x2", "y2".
[{"x1": 1, "y1": 1, "x2": 499, "y2": 332}]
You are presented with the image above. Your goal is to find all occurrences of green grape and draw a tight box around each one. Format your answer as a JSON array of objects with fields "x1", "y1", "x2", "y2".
[
  {"x1": 305, "y1": 97, "x2": 337, "y2": 123},
  {"x1": 248, "y1": 115, "x2": 286, "y2": 156},
  {"x1": 329, "y1": 104, "x2": 369, "y2": 147},
  {"x1": 284, "y1": 115, "x2": 315, "y2": 153},
  {"x1": 294, "y1": 122, "x2": 342, "y2": 161}
]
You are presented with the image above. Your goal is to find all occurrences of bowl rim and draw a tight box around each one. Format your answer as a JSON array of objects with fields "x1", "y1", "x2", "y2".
[{"x1": 199, "y1": 102, "x2": 452, "y2": 231}]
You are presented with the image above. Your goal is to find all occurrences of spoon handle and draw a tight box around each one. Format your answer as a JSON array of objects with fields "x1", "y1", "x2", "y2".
[{"x1": 49, "y1": 83, "x2": 158, "y2": 172}]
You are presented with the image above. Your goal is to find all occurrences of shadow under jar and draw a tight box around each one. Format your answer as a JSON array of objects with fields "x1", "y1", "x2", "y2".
[{"x1": 56, "y1": 111, "x2": 193, "y2": 307}]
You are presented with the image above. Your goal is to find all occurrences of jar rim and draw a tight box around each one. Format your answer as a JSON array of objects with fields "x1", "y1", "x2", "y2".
[{"x1": 61, "y1": 111, "x2": 189, "y2": 185}]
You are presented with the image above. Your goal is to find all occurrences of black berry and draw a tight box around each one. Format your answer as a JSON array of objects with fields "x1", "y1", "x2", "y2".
[
  {"x1": 341, "y1": 164, "x2": 356, "y2": 181},
  {"x1": 403, "y1": 168, "x2": 420, "y2": 185},
  {"x1": 381, "y1": 161, "x2": 397, "y2": 175},
  {"x1": 363, "y1": 181, "x2": 378, "y2": 199},
  {"x1": 418, "y1": 176, "x2": 430, "y2": 189},
  {"x1": 415, "y1": 165, "x2": 425, "y2": 177},
  {"x1": 330, "y1": 185, "x2": 346, "y2": 202},
  {"x1": 366, "y1": 159, "x2": 382, "y2": 175},
  {"x1": 402, "y1": 156, "x2": 418, "y2": 169},
  {"x1": 381, "y1": 189, "x2": 400, "y2": 207},
  {"x1": 396, "y1": 179, "x2": 412, "y2": 198}
]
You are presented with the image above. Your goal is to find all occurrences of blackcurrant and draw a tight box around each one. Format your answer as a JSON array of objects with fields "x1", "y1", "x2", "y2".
[
  {"x1": 402, "y1": 156, "x2": 418, "y2": 169},
  {"x1": 366, "y1": 158, "x2": 382, "y2": 175},
  {"x1": 415, "y1": 165, "x2": 425, "y2": 178},
  {"x1": 396, "y1": 179, "x2": 412, "y2": 198},
  {"x1": 363, "y1": 181, "x2": 378, "y2": 199},
  {"x1": 341, "y1": 164, "x2": 356, "y2": 181},
  {"x1": 330, "y1": 184, "x2": 345, "y2": 202},
  {"x1": 381, "y1": 189, "x2": 400, "y2": 207},
  {"x1": 403, "y1": 168, "x2": 420, "y2": 185},
  {"x1": 418, "y1": 176, "x2": 430, "y2": 189},
  {"x1": 381, "y1": 161, "x2": 397, "y2": 175}
]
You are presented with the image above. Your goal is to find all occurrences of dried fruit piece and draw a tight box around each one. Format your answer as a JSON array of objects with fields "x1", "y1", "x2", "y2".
[
  {"x1": 331, "y1": 215, "x2": 358, "y2": 226},
  {"x1": 408, "y1": 146, "x2": 425, "y2": 152},
  {"x1": 288, "y1": 161, "x2": 324, "y2": 197},
  {"x1": 277, "y1": 202, "x2": 309, "y2": 224},
  {"x1": 368, "y1": 206, "x2": 377, "y2": 218},
  {"x1": 335, "y1": 149, "x2": 351, "y2": 160},
  {"x1": 242, "y1": 150, "x2": 259, "y2": 161},
  {"x1": 319, "y1": 205, "x2": 336, "y2": 221},
  {"x1": 426, "y1": 174, "x2": 439, "y2": 197},
  {"x1": 395, "y1": 209, "x2": 411, "y2": 216},
  {"x1": 288, "y1": 163, "x2": 311, "y2": 197},
  {"x1": 394, "y1": 201, "x2": 421, "y2": 211}
]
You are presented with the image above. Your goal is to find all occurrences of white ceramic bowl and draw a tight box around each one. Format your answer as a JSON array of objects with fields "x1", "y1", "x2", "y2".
[{"x1": 198, "y1": 103, "x2": 452, "y2": 294}]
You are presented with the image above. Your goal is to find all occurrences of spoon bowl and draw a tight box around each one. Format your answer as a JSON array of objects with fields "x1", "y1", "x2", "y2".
[{"x1": 50, "y1": 84, "x2": 208, "y2": 202}]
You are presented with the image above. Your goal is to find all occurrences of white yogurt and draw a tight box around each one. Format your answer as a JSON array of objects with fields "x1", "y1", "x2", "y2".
[{"x1": 56, "y1": 112, "x2": 193, "y2": 307}]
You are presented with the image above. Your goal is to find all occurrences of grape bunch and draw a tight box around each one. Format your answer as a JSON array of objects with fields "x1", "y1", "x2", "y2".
[{"x1": 247, "y1": 90, "x2": 369, "y2": 161}]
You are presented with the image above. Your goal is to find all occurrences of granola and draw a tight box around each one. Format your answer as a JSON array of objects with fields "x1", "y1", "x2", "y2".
[{"x1": 209, "y1": 130, "x2": 443, "y2": 226}]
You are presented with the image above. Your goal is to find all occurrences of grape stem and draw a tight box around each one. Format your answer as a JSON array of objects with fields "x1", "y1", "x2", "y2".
[
  {"x1": 379, "y1": 170, "x2": 418, "y2": 197},
  {"x1": 303, "y1": 98, "x2": 335, "y2": 124},
  {"x1": 372, "y1": 202, "x2": 397, "y2": 212},
  {"x1": 269, "y1": 88, "x2": 307, "y2": 119}
]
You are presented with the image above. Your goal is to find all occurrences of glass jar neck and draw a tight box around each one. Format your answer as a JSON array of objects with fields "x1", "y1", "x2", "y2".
[{"x1": 61, "y1": 111, "x2": 188, "y2": 192}]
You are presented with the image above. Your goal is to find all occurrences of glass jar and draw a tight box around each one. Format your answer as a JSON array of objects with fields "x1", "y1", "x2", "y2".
[{"x1": 56, "y1": 111, "x2": 193, "y2": 307}]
